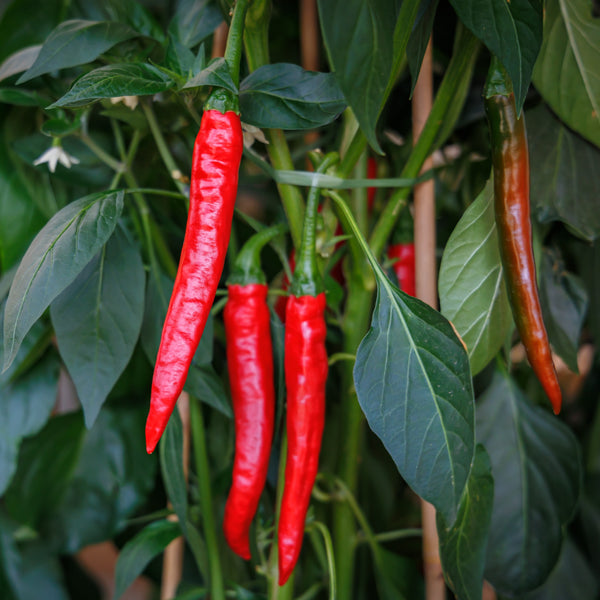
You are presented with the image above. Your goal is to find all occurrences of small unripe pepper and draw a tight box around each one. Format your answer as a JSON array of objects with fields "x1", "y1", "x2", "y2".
[
  {"x1": 484, "y1": 57, "x2": 561, "y2": 414},
  {"x1": 145, "y1": 91, "x2": 243, "y2": 453},
  {"x1": 223, "y1": 225, "x2": 285, "y2": 559},
  {"x1": 278, "y1": 152, "x2": 337, "y2": 585}
]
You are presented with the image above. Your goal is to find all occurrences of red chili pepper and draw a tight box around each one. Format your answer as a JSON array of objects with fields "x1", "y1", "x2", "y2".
[
  {"x1": 367, "y1": 156, "x2": 377, "y2": 210},
  {"x1": 222, "y1": 226, "x2": 284, "y2": 559},
  {"x1": 484, "y1": 57, "x2": 561, "y2": 414},
  {"x1": 388, "y1": 242, "x2": 416, "y2": 297},
  {"x1": 146, "y1": 100, "x2": 243, "y2": 454},
  {"x1": 278, "y1": 152, "x2": 337, "y2": 585}
]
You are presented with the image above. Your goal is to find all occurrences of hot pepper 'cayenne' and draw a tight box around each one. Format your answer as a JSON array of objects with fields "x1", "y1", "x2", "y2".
[
  {"x1": 146, "y1": 105, "x2": 243, "y2": 453},
  {"x1": 278, "y1": 152, "x2": 337, "y2": 585},
  {"x1": 222, "y1": 225, "x2": 284, "y2": 559},
  {"x1": 484, "y1": 57, "x2": 561, "y2": 414}
]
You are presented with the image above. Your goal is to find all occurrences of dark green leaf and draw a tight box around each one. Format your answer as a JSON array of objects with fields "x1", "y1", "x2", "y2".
[
  {"x1": 354, "y1": 276, "x2": 475, "y2": 525},
  {"x1": 49, "y1": 63, "x2": 175, "y2": 108},
  {"x1": 0, "y1": 87, "x2": 47, "y2": 106},
  {"x1": 439, "y1": 178, "x2": 512, "y2": 376},
  {"x1": 44, "y1": 408, "x2": 156, "y2": 552},
  {"x1": 168, "y1": 0, "x2": 223, "y2": 48},
  {"x1": 0, "y1": 46, "x2": 41, "y2": 82},
  {"x1": 438, "y1": 445, "x2": 494, "y2": 600},
  {"x1": 406, "y1": 0, "x2": 439, "y2": 94},
  {"x1": 17, "y1": 20, "x2": 139, "y2": 83},
  {"x1": 104, "y1": 0, "x2": 166, "y2": 42},
  {"x1": 539, "y1": 248, "x2": 588, "y2": 373},
  {"x1": 318, "y1": 0, "x2": 402, "y2": 151},
  {"x1": 476, "y1": 369, "x2": 582, "y2": 596},
  {"x1": 532, "y1": 0, "x2": 600, "y2": 149},
  {"x1": 0, "y1": 352, "x2": 59, "y2": 495},
  {"x1": 0, "y1": 514, "x2": 68, "y2": 600},
  {"x1": 449, "y1": 0, "x2": 542, "y2": 112},
  {"x1": 4, "y1": 412, "x2": 85, "y2": 527},
  {"x1": 527, "y1": 104, "x2": 600, "y2": 241},
  {"x1": 160, "y1": 408, "x2": 188, "y2": 529},
  {"x1": 113, "y1": 520, "x2": 181, "y2": 600},
  {"x1": 183, "y1": 57, "x2": 236, "y2": 93},
  {"x1": 184, "y1": 363, "x2": 231, "y2": 417},
  {"x1": 0, "y1": 122, "x2": 46, "y2": 271},
  {"x1": 165, "y1": 35, "x2": 196, "y2": 76},
  {"x1": 40, "y1": 117, "x2": 82, "y2": 137},
  {"x1": 523, "y1": 537, "x2": 598, "y2": 600},
  {"x1": 239, "y1": 64, "x2": 346, "y2": 130},
  {"x1": 2, "y1": 191, "x2": 124, "y2": 370},
  {"x1": 51, "y1": 227, "x2": 145, "y2": 427}
]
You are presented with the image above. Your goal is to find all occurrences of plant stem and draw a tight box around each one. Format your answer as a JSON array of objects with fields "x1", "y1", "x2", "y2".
[
  {"x1": 369, "y1": 26, "x2": 479, "y2": 258},
  {"x1": 190, "y1": 398, "x2": 226, "y2": 600},
  {"x1": 224, "y1": 0, "x2": 250, "y2": 87},
  {"x1": 141, "y1": 100, "x2": 189, "y2": 197},
  {"x1": 243, "y1": 0, "x2": 305, "y2": 250}
]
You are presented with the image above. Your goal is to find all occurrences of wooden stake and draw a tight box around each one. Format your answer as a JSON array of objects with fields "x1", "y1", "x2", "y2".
[
  {"x1": 160, "y1": 392, "x2": 191, "y2": 600},
  {"x1": 211, "y1": 21, "x2": 229, "y2": 59},
  {"x1": 412, "y1": 38, "x2": 446, "y2": 600}
]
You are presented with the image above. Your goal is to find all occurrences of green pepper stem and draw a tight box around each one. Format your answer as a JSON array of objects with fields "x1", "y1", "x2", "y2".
[
  {"x1": 484, "y1": 55, "x2": 513, "y2": 99},
  {"x1": 291, "y1": 153, "x2": 339, "y2": 297},
  {"x1": 227, "y1": 223, "x2": 288, "y2": 285},
  {"x1": 224, "y1": 0, "x2": 251, "y2": 88}
]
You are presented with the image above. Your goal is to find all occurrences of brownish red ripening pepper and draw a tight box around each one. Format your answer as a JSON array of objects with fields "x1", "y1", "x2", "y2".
[
  {"x1": 484, "y1": 56, "x2": 562, "y2": 414},
  {"x1": 145, "y1": 91, "x2": 243, "y2": 454}
]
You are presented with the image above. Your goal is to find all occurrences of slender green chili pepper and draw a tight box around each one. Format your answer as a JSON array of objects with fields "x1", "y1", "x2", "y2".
[
  {"x1": 223, "y1": 225, "x2": 285, "y2": 559},
  {"x1": 484, "y1": 56, "x2": 561, "y2": 414},
  {"x1": 278, "y1": 152, "x2": 338, "y2": 585},
  {"x1": 145, "y1": 91, "x2": 243, "y2": 454}
]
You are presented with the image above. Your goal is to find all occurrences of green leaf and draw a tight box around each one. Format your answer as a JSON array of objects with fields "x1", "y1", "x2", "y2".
[
  {"x1": 4, "y1": 412, "x2": 85, "y2": 527},
  {"x1": 160, "y1": 409, "x2": 188, "y2": 529},
  {"x1": 0, "y1": 87, "x2": 47, "y2": 106},
  {"x1": 0, "y1": 46, "x2": 41, "y2": 82},
  {"x1": 239, "y1": 63, "x2": 346, "y2": 130},
  {"x1": 318, "y1": 0, "x2": 402, "y2": 151},
  {"x1": 439, "y1": 178, "x2": 512, "y2": 376},
  {"x1": 527, "y1": 104, "x2": 600, "y2": 241},
  {"x1": 2, "y1": 191, "x2": 124, "y2": 371},
  {"x1": 532, "y1": 0, "x2": 600, "y2": 149},
  {"x1": 51, "y1": 227, "x2": 145, "y2": 427},
  {"x1": 17, "y1": 20, "x2": 139, "y2": 83},
  {"x1": 476, "y1": 369, "x2": 582, "y2": 596},
  {"x1": 0, "y1": 129, "x2": 46, "y2": 271},
  {"x1": 449, "y1": 0, "x2": 542, "y2": 112},
  {"x1": 168, "y1": 0, "x2": 223, "y2": 49},
  {"x1": 183, "y1": 57, "x2": 236, "y2": 93},
  {"x1": 0, "y1": 352, "x2": 59, "y2": 495},
  {"x1": 437, "y1": 445, "x2": 494, "y2": 600},
  {"x1": 49, "y1": 63, "x2": 175, "y2": 108},
  {"x1": 184, "y1": 363, "x2": 231, "y2": 417},
  {"x1": 523, "y1": 537, "x2": 598, "y2": 600},
  {"x1": 113, "y1": 520, "x2": 181, "y2": 600},
  {"x1": 165, "y1": 35, "x2": 196, "y2": 77},
  {"x1": 103, "y1": 0, "x2": 166, "y2": 42},
  {"x1": 539, "y1": 248, "x2": 588, "y2": 374},
  {"x1": 44, "y1": 408, "x2": 156, "y2": 552},
  {"x1": 353, "y1": 276, "x2": 475, "y2": 525}
]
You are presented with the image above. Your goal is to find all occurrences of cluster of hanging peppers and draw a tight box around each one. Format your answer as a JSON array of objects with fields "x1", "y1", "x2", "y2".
[{"x1": 484, "y1": 56, "x2": 562, "y2": 414}]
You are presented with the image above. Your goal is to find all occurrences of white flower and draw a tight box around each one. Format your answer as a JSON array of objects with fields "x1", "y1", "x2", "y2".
[
  {"x1": 242, "y1": 123, "x2": 269, "y2": 148},
  {"x1": 110, "y1": 95, "x2": 139, "y2": 110},
  {"x1": 33, "y1": 144, "x2": 80, "y2": 173}
]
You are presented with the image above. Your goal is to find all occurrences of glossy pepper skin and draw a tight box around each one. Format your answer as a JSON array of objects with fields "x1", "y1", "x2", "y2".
[
  {"x1": 223, "y1": 283, "x2": 275, "y2": 559},
  {"x1": 484, "y1": 58, "x2": 561, "y2": 414},
  {"x1": 146, "y1": 109, "x2": 243, "y2": 453},
  {"x1": 279, "y1": 292, "x2": 328, "y2": 585},
  {"x1": 388, "y1": 242, "x2": 416, "y2": 297}
]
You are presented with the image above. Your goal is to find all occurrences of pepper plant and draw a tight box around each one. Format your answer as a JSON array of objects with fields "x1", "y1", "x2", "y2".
[{"x1": 0, "y1": 0, "x2": 599, "y2": 599}]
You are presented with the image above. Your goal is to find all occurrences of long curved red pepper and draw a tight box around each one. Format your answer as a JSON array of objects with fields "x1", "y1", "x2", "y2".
[
  {"x1": 279, "y1": 292, "x2": 328, "y2": 585},
  {"x1": 146, "y1": 107, "x2": 243, "y2": 453},
  {"x1": 278, "y1": 152, "x2": 337, "y2": 586},
  {"x1": 484, "y1": 57, "x2": 561, "y2": 414},
  {"x1": 223, "y1": 282, "x2": 275, "y2": 558}
]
